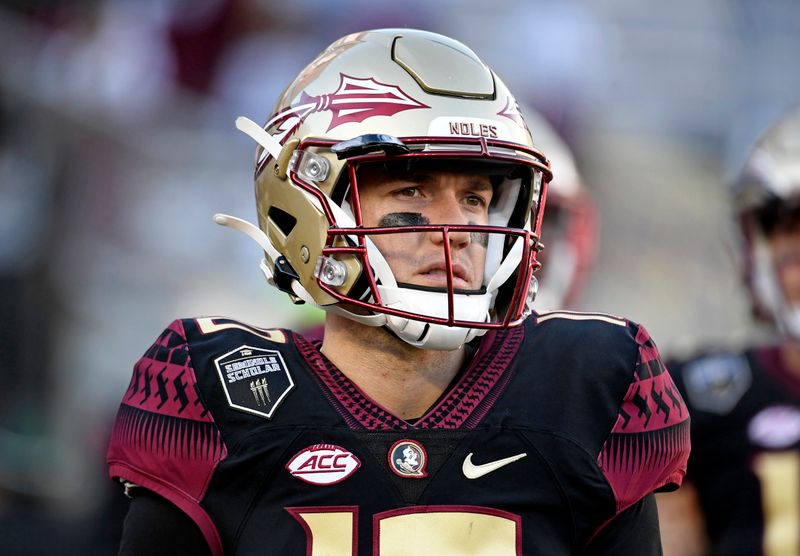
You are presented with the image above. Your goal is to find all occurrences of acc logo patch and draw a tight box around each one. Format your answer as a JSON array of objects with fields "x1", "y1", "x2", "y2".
[
  {"x1": 214, "y1": 345, "x2": 294, "y2": 419},
  {"x1": 388, "y1": 439, "x2": 428, "y2": 479},
  {"x1": 286, "y1": 444, "x2": 361, "y2": 485}
]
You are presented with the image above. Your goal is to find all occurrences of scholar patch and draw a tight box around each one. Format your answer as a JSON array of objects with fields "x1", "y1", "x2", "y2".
[{"x1": 214, "y1": 345, "x2": 294, "y2": 419}]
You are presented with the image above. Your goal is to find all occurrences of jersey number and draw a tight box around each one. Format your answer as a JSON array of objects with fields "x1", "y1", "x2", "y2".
[
  {"x1": 195, "y1": 317, "x2": 287, "y2": 343},
  {"x1": 286, "y1": 505, "x2": 521, "y2": 555},
  {"x1": 753, "y1": 451, "x2": 800, "y2": 556}
]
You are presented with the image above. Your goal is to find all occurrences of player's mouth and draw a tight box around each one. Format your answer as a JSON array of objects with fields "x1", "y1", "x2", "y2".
[{"x1": 416, "y1": 263, "x2": 471, "y2": 289}]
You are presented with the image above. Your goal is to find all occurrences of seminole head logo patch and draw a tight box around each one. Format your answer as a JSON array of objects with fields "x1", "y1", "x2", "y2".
[
  {"x1": 388, "y1": 439, "x2": 428, "y2": 478},
  {"x1": 214, "y1": 345, "x2": 294, "y2": 419}
]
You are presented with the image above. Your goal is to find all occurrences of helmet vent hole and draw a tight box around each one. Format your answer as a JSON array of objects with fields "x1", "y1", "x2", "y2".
[{"x1": 268, "y1": 206, "x2": 297, "y2": 237}]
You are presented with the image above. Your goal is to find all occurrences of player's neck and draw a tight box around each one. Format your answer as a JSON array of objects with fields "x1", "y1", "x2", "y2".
[{"x1": 320, "y1": 314, "x2": 467, "y2": 420}]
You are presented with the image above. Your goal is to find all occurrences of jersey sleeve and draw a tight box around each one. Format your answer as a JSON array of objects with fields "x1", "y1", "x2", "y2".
[
  {"x1": 583, "y1": 494, "x2": 663, "y2": 555},
  {"x1": 596, "y1": 323, "x2": 691, "y2": 515},
  {"x1": 118, "y1": 490, "x2": 211, "y2": 556},
  {"x1": 107, "y1": 319, "x2": 228, "y2": 556}
]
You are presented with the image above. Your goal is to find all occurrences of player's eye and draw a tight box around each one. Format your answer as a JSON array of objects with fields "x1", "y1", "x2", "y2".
[
  {"x1": 465, "y1": 194, "x2": 489, "y2": 208},
  {"x1": 396, "y1": 186, "x2": 421, "y2": 198}
]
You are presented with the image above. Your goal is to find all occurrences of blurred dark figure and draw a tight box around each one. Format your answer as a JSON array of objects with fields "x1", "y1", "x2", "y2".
[
  {"x1": 658, "y1": 106, "x2": 800, "y2": 555},
  {"x1": 0, "y1": 1, "x2": 276, "y2": 553},
  {"x1": 0, "y1": 61, "x2": 72, "y2": 556}
]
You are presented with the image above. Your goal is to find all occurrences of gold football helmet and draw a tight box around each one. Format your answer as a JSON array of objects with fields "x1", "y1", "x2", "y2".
[{"x1": 217, "y1": 29, "x2": 552, "y2": 350}]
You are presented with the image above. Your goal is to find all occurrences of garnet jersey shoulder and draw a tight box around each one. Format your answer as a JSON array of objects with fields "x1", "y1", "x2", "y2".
[
  {"x1": 525, "y1": 310, "x2": 691, "y2": 511},
  {"x1": 106, "y1": 317, "x2": 295, "y2": 554}
]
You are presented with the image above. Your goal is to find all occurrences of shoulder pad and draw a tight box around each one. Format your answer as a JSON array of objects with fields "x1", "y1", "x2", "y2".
[
  {"x1": 183, "y1": 317, "x2": 296, "y2": 420},
  {"x1": 190, "y1": 316, "x2": 289, "y2": 344},
  {"x1": 597, "y1": 322, "x2": 690, "y2": 513},
  {"x1": 107, "y1": 319, "x2": 227, "y2": 555},
  {"x1": 535, "y1": 309, "x2": 628, "y2": 327}
]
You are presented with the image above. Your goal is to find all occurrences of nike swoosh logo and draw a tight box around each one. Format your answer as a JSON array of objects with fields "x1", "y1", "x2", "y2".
[{"x1": 462, "y1": 452, "x2": 527, "y2": 479}]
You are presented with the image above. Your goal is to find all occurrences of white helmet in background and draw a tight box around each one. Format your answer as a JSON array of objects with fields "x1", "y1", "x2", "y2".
[
  {"x1": 734, "y1": 105, "x2": 800, "y2": 340},
  {"x1": 520, "y1": 106, "x2": 597, "y2": 312}
]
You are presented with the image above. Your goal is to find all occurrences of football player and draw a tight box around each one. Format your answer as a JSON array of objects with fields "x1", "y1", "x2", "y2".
[
  {"x1": 108, "y1": 29, "x2": 689, "y2": 555},
  {"x1": 658, "y1": 106, "x2": 800, "y2": 556}
]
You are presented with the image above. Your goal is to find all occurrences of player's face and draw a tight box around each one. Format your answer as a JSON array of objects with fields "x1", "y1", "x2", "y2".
[
  {"x1": 356, "y1": 166, "x2": 493, "y2": 291},
  {"x1": 767, "y1": 211, "x2": 800, "y2": 304}
]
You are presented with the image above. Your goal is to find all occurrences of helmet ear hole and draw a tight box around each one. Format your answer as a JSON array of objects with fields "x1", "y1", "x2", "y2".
[{"x1": 268, "y1": 206, "x2": 298, "y2": 236}]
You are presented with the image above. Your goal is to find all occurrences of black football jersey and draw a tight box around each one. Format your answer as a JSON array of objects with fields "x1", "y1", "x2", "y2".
[
  {"x1": 108, "y1": 312, "x2": 689, "y2": 555},
  {"x1": 670, "y1": 347, "x2": 800, "y2": 556}
]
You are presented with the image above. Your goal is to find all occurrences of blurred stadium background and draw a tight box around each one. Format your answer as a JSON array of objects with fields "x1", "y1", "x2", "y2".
[{"x1": 0, "y1": 0, "x2": 798, "y2": 553}]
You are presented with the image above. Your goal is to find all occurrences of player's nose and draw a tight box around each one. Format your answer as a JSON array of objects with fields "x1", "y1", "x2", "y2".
[{"x1": 427, "y1": 195, "x2": 472, "y2": 249}]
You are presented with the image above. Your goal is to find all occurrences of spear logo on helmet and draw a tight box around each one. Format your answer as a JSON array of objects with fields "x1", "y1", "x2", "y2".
[{"x1": 264, "y1": 74, "x2": 430, "y2": 149}]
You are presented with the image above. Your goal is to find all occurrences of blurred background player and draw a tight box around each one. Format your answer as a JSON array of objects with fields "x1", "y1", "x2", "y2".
[
  {"x1": 521, "y1": 106, "x2": 597, "y2": 313},
  {"x1": 658, "y1": 105, "x2": 800, "y2": 556}
]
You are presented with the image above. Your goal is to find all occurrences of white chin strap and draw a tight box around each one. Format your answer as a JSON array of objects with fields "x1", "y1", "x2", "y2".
[
  {"x1": 379, "y1": 286, "x2": 492, "y2": 349},
  {"x1": 752, "y1": 234, "x2": 800, "y2": 341}
]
